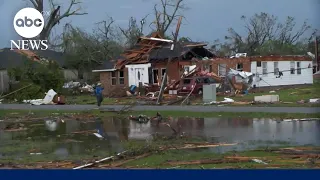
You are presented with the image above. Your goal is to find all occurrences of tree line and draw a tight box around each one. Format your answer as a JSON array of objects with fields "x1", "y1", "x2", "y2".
[{"x1": 27, "y1": 0, "x2": 319, "y2": 75}]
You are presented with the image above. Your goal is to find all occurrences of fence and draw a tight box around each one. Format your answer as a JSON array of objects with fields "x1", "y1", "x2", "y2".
[{"x1": 0, "y1": 70, "x2": 9, "y2": 94}]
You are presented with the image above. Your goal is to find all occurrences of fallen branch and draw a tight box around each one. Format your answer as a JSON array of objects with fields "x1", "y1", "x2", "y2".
[
  {"x1": 73, "y1": 151, "x2": 127, "y2": 169},
  {"x1": 0, "y1": 84, "x2": 32, "y2": 99},
  {"x1": 165, "y1": 143, "x2": 237, "y2": 150},
  {"x1": 99, "y1": 153, "x2": 152, "y2": 168},
  {"x1": 166, "y1": 158, "x2": 250, "y2": 166},
  {"x1": 181, "y1": 82, "x2": 197, "y2": 105},
  {"x1": 71, "y1": 130, "x2": 96, "y2": 134},
  {"x1": 4, "y1": 128, "x2": 28, "y2": 132}
]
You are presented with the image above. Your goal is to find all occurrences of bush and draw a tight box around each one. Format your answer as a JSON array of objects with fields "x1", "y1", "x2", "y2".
[
  {"x1": 9, "y1": 81, "x2": 43, "y2": 102},
  {"x1": 7, "y1": 59, "x2": 64, "y2": 101}
]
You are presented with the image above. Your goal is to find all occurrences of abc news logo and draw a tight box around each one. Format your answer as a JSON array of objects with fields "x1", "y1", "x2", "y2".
[
  {"x1": 10, "y1": 8, "x2": 49, "y2": 50},
  {"x1": 15, "y1": 16, "x2": 43, "y2": 28}
]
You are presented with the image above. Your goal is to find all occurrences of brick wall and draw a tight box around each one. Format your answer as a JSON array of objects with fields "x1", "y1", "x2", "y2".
[
  {"x1": 208, "y1": 58, "x2": 251, "y2": 76},
  {"x1": 100, "y1": 68, "x2": 129, "y2": 97},
  {"x1": 152, "y1": 60, "x2": 193, "y2": 84}
]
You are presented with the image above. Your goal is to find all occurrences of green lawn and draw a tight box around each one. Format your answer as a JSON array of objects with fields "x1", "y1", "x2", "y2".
[
  {"x1": 65, "y1": 82, "x2": 320, "y2": 107},
  {"x1": 0, "y1": 109, "x2": 319, "y2": 119},
  {"x1": 217, "y1": 82, "x2": 320, "y2": 103}
]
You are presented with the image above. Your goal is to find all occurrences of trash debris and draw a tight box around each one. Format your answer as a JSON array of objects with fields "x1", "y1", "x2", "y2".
[
  {"x1": 309, "y1": 99, "x2": 320, "y2": 103},
  {"x1": 45, "y1": 120, "x2": 58, "y2": 132},
  {"x1": 252, "y1": 159, "x2": 268, "y2": 164},
  {"x1": 129, "y1": 115, "x2": 150, "y2": 123},
  {"x1": 281, "y1": 118, "x2": 320, "y2": 122},
  {"x1": 221, "y1": 98, "x2": 234, "y2": 103},
  {"x1": 23, "y1": 89, "x2": 57, "y2": 105},
  {"x1": 164, "y1": 143, "x2": 238, "y2": 150},
  {"x1": 63, "y1": 81, "x2": 94, "y2": 94},
  {"x1": 30, "y1": 153, "x2": 42, "y2": 155},
  {"x1": 146, "y1": 91, "x2": 159, "y2": 98},
  {"x1": 63, "y1": 81, "x2": 80, "y2": 89},
  {"x1": 93, "y1": 133, "x2": 103, "y2": 139},
  {"x1": 297, "y1": 100, "x2": 306, "y2": 104},
  {"x1": 269, "y1": 91, "x2": 276, "y2": 93},
  {"x1": 254, "y1": 95, "x2": 279, "y2": 103},
  {"x1": 73, "y1": 151, "x2": 127, "y2": 169},
  {"x1": 3, "y1": 123, "x2": 27, "y2": 132}
]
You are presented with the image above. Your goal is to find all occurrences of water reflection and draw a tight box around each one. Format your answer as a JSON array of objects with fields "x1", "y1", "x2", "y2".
[{"x1": 0, "y1": 117, "x2": 319, "y2": 158}]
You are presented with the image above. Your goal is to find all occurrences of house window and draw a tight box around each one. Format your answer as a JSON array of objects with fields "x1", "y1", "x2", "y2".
[
  {"x1": 111, "y1": 71, "x2": 116, "y2": 85},
  {"x1": 297, "y1": 62, "x2": 301, "y2": 74},
  {"x1": 257, "y1": 61, "x2": 261, "y2": 67},
  {"x1": 152, "y1": 69, "x2": 159, "y2": 84},
  {"x1": 236, "y1": 63, "x2": 243, "y2": 71},
  {"x1": 290, "y1": 61, "x2": 295, "y2": 74},
  {"x1": 161, "y1": 68, "x2": 166, "y2": 80},
  {"x1": 262, "y1": 62, "x2": 268, "y2": 75},
  {"x1": 119, "y1": 70, "x2": 124, "y2": 84},
  {"x1": 218, "y1": 64, "x2": 227, "y2": 76},
  {"x1": 274, "y1": 62, "x2": 279, "y2": 75}
]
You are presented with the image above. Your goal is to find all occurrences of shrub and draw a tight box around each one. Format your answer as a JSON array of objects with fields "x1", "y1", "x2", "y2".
[{"x1": 7, "y1": 59, "x2": 64, "y2": 101}]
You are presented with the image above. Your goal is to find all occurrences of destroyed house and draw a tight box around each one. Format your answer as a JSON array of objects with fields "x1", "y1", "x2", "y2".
[
  {"x1": 199, "y1": 55, "x2": 313, "y2": 88},
  {"x1": 93, "y1": 33, "x2": 215, "y2": 96}
]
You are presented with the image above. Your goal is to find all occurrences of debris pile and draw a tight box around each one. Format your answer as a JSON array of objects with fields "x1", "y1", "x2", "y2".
[
  {"x1": 23, "y1": 89, "x2": 57, "y2": 105},
  {"x1": 63, "y1": 81, "x2": 94, "y2": 94}
]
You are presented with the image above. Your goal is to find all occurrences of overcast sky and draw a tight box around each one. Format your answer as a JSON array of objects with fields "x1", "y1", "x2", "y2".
[{"x1": 0, "y1": 0, "x2": 319, "y2": 48}]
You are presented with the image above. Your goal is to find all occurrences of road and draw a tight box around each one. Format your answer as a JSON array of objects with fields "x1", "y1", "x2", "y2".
[{"x1": 0, "y1": 104, "x2": 319, "y2": 113}]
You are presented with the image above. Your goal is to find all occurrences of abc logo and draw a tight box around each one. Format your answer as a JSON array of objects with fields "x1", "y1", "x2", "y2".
[{"x1": 13, "y1": 8, "x2": 44, "y2": 39}]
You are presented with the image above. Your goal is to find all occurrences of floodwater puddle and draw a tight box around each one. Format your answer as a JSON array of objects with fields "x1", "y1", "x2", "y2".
[{"x1": 0, "y1": 116, "x2": 319, "y2": 161}]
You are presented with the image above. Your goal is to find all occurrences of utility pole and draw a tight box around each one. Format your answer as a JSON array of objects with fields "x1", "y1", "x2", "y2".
[
  {"x1": 315, "y1": 36, "x2": 319, "y2": 71},
  {"x1": 156, "y1": 16, "x2": 182, "y2": 104}
]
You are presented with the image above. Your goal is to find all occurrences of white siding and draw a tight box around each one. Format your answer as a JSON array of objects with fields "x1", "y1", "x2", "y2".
[
  {"x1": 125, "y1": 63, "x2": 151, "y2": 86},
  {"x1": 251, "y1": 61, "x2": 313, "y2": 87}
]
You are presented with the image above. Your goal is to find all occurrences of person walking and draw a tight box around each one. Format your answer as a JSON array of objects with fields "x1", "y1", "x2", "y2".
[{"x1": 94, "y1": 82, "x2": 104, "y2": 107}]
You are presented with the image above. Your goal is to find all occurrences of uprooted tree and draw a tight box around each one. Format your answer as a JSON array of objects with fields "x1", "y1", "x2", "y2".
[
  {"x1": 7, "y1": 58, "x2": 64, "y2": 101},
  {"x1": 29, "y1": 0, "x2": 87, "y2": 41},
  {"x1": 211, "y1": 12, "x2": 317, "y2": 56}
]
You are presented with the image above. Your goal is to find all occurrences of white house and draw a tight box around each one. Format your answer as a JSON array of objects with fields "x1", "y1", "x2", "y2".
[{"x1": 250, "y1": 57, "x2": 313, "y2": 87}]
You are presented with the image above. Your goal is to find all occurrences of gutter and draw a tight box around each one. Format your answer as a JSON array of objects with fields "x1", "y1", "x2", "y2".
[{"x1": 92, "y1": 69, "x2": 116, "y2": 72}]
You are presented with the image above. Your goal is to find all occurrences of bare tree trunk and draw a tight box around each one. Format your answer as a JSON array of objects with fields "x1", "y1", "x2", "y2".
[{"x1": 29, "y1": 0, "x2": 87, "y2": 41}]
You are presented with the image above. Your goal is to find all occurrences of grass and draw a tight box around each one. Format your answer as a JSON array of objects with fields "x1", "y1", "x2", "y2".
[
  {"x1": 66, "y1": 95, "x2": 135, "y2": 105},
  {"x1": 0, "y1": 109, "x2": 319, "y2": 119},
  {"x1": 1, "y1": 135, "x2": 318, "y2": 168},
  {"x1": 218, "y1": 83, "x2": 320, "y2": 103},
  {"x1": 63, "y1": 82, "x2": 320, "y2": 107},
  {"x1": 115, "y1": 146, "x2": 320, "y2": 169}
]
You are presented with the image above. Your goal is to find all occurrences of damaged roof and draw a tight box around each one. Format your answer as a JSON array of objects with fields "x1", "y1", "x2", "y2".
[
  {"x1": 0, "y1": 48, "x2": 68, "y2": 70},
  {"x1": 114, "y1": 32, "x2": 215, "y2": 69}
]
